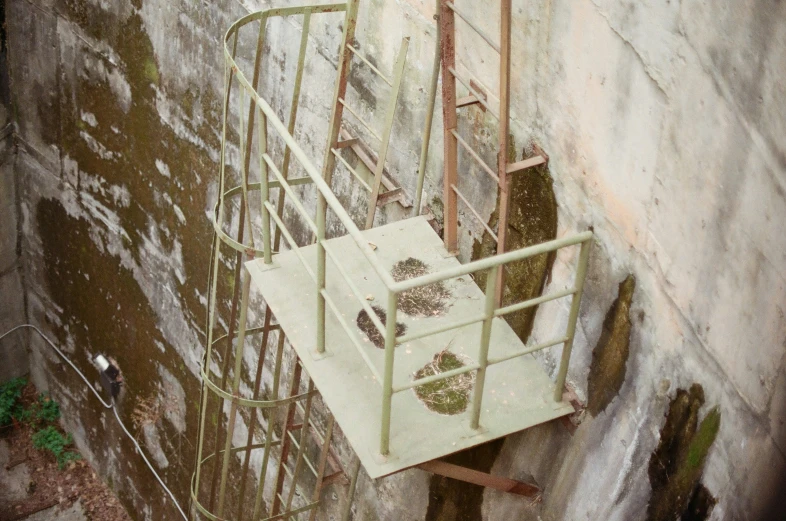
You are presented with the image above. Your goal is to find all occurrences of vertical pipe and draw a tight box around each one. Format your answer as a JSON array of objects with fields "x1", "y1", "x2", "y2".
[
  {"x1": 259, "y1": 105, "x2": 272, "y2": 264},
  {"x1": 470, "y1": 266, "x2": 498, "y2": 430},
  {"x1": 271, "y1": 362, "x2": 303, "y2": 517},
  {"x1": 284, "y1": 380, "x2": 315, "y2": 511},
  {"x1": 439, "y1": 0, "x2": 458, "y2": 252},
  {"x1": 380, "y1": 291, "x2": 398, "y2": 456},
  {"x1": 195, "y1": 32, "x2": 237, "y2": 501},
  {"x1": 235, "y1": 305, "x2": 273, "y2": 521},
  {"x1": 273, "y1": 9, "x2": 313, "y2": 252},
  {"x1": 316, "y1": 0, "x2": 358, "y2": 353},
  {"x1": 251, "y1": 332, "x2": 286, "y2": 519},
  {"x1": 553, "y1": 239, "x2": 592, "y2": 402},
  {"x1": 413, "y1": 0, "x2": 442, "y2": 218},
  {"x1": 494, "y1": 0, "x2": 513, "y2": 306},
  {"x1": 341, "y1": 455, "x2": 362, "y2": 521},
  {"x1": 316, "y1": 211, "x2": 327, "y2": 354},
  {"x1": 364, "y1": 36, "x2": 410, "y2": 229},
  {"x1": 308, "y1": 415, "x2": 336, "y2": 521},
  {"x1": 216, "y1": 266, "x2": 253, "y2": 517}
]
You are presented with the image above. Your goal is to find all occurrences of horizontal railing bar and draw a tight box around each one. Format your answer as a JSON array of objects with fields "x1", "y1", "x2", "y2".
[
  {"x1": 445, "y1": 1, "x2": 501, "y2": 53},
  {"x1": 331, "y1": 148, "x2": 372, "y2": 191},
  {"x1": 322, "y1": 240, "x2": 386, "y2": 336},
  {"x1": 264, "y1": 201, "x2": 317, "y2": 281},
  {"x1": 226, "y1": 3, "x2": 347, "y2": 40},
  {"x1": 507, "y1": 155, "x2": 546, "y2": 174},
  {"x1": 391, "y1": 231, "x2": 593, "y2": 293},
  {"x1": 494, "y1": 287, "x2": 576, "y2": 317},
  {"x1": 451, "y1": 130, "x2": 499, "y2": 184},
  {"x1": 396, "y1": 312, "x2": 487, "y2": 343},
  {"x1": 321, "y1": 288, "x2": 384, "y2": 383},
  {"x1": 338, "y1": 98, "x2": 382, "y2": 141},
  {"x1": 393, "y1": 362, "x2": 481, "y2": 393},
  {"x1": 263, "y1": 154, "x2": 318, "y2": 234},
  {"x1": 448, "y1": 67, "x2": 499, "y2": 120},
  {"x1": 488, "y1": 336, "x2": 569, "y2": 365},
  {"x1": 452, "y1": 184, "x2": 498, "y2": 241},
  {"x1": 347, "y1": 44, "x2": 393, "y2": 85}
]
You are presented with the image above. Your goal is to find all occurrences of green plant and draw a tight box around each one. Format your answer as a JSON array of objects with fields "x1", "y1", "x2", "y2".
[
  {"x1": 32, "y1": 426, "x2": 81, "y2": 469},
  {"x1": 0, "y1": 377, "x2": 27, "y2": 427},
  {"x1": 33, "y1": 394, "x2": 61, "y2": 423}
]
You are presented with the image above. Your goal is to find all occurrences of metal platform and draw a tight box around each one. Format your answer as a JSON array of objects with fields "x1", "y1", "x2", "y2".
[{"x1": 247, "y1": 216, "x2": 575, "y2": 478}]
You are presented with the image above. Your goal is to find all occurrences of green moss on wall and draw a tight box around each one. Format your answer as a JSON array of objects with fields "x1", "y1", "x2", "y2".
[
  {"x1": 647, "y1": 384, "x2": 721, "y2": 521},
  {"x1": 471, "y1": 138, "x2": 558, "y2": 343},
  {"x1": 586, "y1": 275, "x2": 635, "y2": 416}
]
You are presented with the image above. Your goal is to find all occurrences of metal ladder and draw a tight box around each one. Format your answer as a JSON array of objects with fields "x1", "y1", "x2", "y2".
[
  {"x1": 321, "y1": 0, "x2": 411, "y2": 231},
  {"x1": 439, "y1": 0, "x2": 548, "y2": 304}
]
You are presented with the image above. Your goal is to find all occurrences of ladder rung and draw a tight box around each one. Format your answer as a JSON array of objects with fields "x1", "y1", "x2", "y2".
[
  {"x1": 448, "y1": 68, "x2": 499, "y2": 120},
  {"x1": 506, "y1": 155, "x2": 546, "y2": 174},
  {"x1": 285, "y1": 430, "x2": 319, "y2": 478},
  {"x1": 338, "y1": 98, "x2": 382, "y2": 141},
  {"x1": 446, "y1": 1, "x2": 501, "y2": 53},
  {"x1": 451, "y1": 184, "x2": 498, "y2": 242},
  {"x1": 336, "y1": 137, "x2": 359, "y2": 149},
  {"x1": 331, "y1": 148, "x2": 372, "y2": 191},
  {"x1": 347, "y1": 44, "x2": 393, "y2": 86},
  {"x1": 450, "y1": 130, "x2": 499, "y2": 184},
  {"x1": 376, "y1": 187, "x2": 404, "y2": 207},
  {"x1": 457, "y1": 95, "x2": 483, "y2": 110}
]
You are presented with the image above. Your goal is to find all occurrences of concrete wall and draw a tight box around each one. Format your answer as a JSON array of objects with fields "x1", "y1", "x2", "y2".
[
  {"x1": 4, "y1": 0, "x2": 785, "y2": 520},
  {"x1": 0, "y1": 2, "x2": 28, "y2": 384}
]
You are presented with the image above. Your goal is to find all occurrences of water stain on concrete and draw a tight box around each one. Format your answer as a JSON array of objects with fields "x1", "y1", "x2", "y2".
[{"x1": 587, "y1": 275, "x2": 635, "y2": 416}]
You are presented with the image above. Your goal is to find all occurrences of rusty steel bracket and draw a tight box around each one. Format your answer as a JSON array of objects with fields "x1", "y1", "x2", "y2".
[{"x1": 417, "y1": 459, "x2": 541, "y2": 497}]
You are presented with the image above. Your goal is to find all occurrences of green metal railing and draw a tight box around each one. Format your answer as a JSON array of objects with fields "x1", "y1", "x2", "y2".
[
  {"x1": 191, "y1": 5, "x2": 352, "y2": 521},
  {"x1": 224, "y1": 8, "x2": 594, "y2": 458},
  {"x1": 209, "y1": 3, "x2": 592, "y2": 479}
]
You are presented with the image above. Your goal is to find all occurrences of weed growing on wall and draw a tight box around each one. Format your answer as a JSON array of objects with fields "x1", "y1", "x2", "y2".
[{"x1": 32, "y1": 426, "x2": 82, "y2": 469}]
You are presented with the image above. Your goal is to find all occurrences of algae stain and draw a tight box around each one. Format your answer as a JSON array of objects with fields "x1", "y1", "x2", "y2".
[
  {"x1": 143, "y1": 59, "x2": 160, "y2": 86},
  {"x1": 413, "y1": 350, "x2": 475, "y2": 415},
  {"x1": 471, "y1": 137, "x2": 558, "y2": 343},
  {"x1": 647, "y1": 384, "x2": 721, "y2": 521},
  {"x1": 586, "y1": 275, "x2": 635, "y2": 416}
]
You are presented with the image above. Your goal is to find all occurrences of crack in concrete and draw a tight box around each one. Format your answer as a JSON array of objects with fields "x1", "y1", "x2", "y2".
[{"x1": 590, "y1": 0, "x2": 670, "y2": 101}]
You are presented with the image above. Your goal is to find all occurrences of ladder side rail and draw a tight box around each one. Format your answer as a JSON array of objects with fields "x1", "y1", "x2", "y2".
[
  {"x1": 440, "y1": 0, "x2": 459, "y2": 252},
  {"x1": 273, "y1": 7, "x2": 313, "y2": 252},
  {"x1": 493, "y1": 0, "x2": 513, "y2": 306},
  {"x1": 365, "y1": 37, "x2": 410, "y2": 229}
]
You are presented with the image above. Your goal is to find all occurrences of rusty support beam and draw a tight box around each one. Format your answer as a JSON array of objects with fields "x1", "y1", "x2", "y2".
[{"x1": 417, "y1": 460, "x2": 540, "y2": 497}]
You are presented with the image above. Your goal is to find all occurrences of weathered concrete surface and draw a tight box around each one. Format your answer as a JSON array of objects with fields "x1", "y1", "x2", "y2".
[
  {"x1": 3, "y1": 0, "x2": 785, "y2": 520},
  {"x1": 0, "y1": 0, "x2": 27, "y2": 383}
]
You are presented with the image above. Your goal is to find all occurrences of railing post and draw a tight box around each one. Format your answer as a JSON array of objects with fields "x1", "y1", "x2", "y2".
[
  {"x1": 316, "y1": 199, "x2": 327, "y2": 354},
  {"x1": 258, "y1": 105, "x2": 272, "y2": 264},
  {"x1": 470, "y1": 265, "x2": 498, "y2": 430},
  {"x1": 380, "y1": 290, "x2": 398, "y2": 455},
  {"x1": 554, "y1": 238, "x2": 592, "y2": 401}
]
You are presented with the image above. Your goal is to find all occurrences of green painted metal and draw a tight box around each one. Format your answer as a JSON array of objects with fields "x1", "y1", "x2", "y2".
[
  {"x1": 364, "y1": 37, "x2": 410, "y2": 229},
  {"x1": 470, "y1": 265, "x2": 498, "y2": 430},
  {"x1": 191, "y1": 5, "x2": 352, "y2": 520},
  {"x1": 413, "y1": 0, "x2": 441, "y2": 217},
  {"x1": 554, "y1": 238, "x2": 592, "y2": 401},
  {"x1": 380, "y1": 290, "x2": 399, "y2": 455}
]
